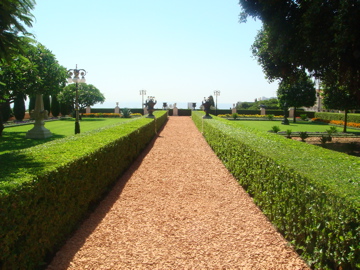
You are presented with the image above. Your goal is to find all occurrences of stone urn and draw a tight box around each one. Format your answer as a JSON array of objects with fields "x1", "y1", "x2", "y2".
[{"x1": 145, "y1": 97, "x2": 157, "y2": 118}]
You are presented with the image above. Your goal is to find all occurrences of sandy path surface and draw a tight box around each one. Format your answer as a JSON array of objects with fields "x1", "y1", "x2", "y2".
[{"x1": 47, "y1": 116, "x2": 309, "y2": 270}]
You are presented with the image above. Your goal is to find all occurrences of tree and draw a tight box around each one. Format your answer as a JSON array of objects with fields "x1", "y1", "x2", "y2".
[
  {"x1": 236, "y1": 101, "x2": 254, "y2": 110},
  {"x1": 43, "y1": 94, "x2": 50, "y2": 113},
  {"x1": 0, "y1": 0, "x2": 35, "y2": 63},
  {"x1": 277, "y1": 75, "x2": 316, "y2": 123},
  {"x1": 0, "y1": 101, "x2": 12, "y2": 122},
  {"x1": 322, "y1": 84, "x2": 360, "y2": 133},
  {"x1": 51, "y1": 95, "x2": 60, "y2": 117},
  {"x1": 28, "y1": 95, "x2": 35, "y2": 111},
  {"x1": 13, "y1": 92, "x2": 26, "y2": 121},
  {"x1": 240, "y1": 0, "x2": 360, "y2": 103},
  {"x1": 57, "y1": 83, "x2": 105, "y2": 115},
  {"x1": 0, "y1": 42, "x2": 67, "y2": 135}
]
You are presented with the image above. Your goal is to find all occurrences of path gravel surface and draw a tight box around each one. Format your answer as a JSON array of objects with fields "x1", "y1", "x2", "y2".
[{"x1": 47, "y1": 116, "x2": 309, "y2": 270}]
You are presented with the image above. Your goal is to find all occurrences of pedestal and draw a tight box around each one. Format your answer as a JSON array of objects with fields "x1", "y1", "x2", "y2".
[{"x1": 26, "y1": 94, "x2": 52, "y2": 139}]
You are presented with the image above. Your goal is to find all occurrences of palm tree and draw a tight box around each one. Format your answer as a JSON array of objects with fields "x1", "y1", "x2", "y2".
[{"x1": 0, "y1": 0, "x2": 35, "y2": 62}]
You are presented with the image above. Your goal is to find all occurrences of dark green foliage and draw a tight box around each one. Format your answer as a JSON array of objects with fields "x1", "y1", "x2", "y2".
[
  {"x1": 13, "y1": 93, "x2": 26, "y2": 121},
  {"x1": 192, "y1": 111, "x2": 360, "y2": 270},
  {"x1": 28, "y1": 95, "x2": 35, "y2": 111},
  {"x1": 0, "y1": 0, "x2": 35, "y2": 62},
  {"x1": 271, "y1": 125, "x2": 280, "y2": 133},
  {"x1": 299, "y1": 131, "x2": 309, "y2": 142},
  {"x1": 43, "y1": 95, "x2": 50, "y2": 113},
  {"x1": 168, "y1": 109, "x2": 192, "y2": 116},
  {"x1": 51, "y1": 95, "x2": 60, "y2": 117},
  {"x1": 0, "y1": 102, "x2": 12, "y2": 123},
  {"x1": 315, "y1": 112, "x2": 360, "y2": 124},
  {"x1": 0, "y1": 111, "x2": 168, "y2": 269},
  {"x1": 59, "y1": 102, "x2": 70, "y2": 117}
]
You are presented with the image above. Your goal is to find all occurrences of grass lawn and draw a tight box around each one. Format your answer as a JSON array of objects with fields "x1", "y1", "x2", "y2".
[
  {"x1": 0, "y1": 118, "x2": 132, "y2": 154},
  {"x1": 228, "y1": 119, "x2": 360, "y2": 134}
]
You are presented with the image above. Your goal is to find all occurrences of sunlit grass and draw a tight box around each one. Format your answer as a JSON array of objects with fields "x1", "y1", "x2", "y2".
[
  {"x1": 0, "y1": 118, "x2": 131, "y2": 154},
  {"x1": 228, "y1": 119, "x2": 360, "y2": 133}
]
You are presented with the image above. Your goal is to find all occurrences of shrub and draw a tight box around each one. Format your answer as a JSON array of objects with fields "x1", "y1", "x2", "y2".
[
  {"x1": 267, "y1": 114, "x2": 275, "y2": 120},
  {"x1": 121, "y1": 108, "x2": 132, "y2": 118},
  {"x1": 192, "y1": 111, "x2": 360, "y2": 269},
  {"x1": 0, "y1": 111, "x2": 168, "y2": 269},
  {"x1": 232, "y1": 113, "x2": 238, "y2": 119},
  {"x1": 299, "y1": 131, "x2": 309, "y2": 142},
  {"x1": 286, "y1": 129, "x2": 292, "y2": 139},
  {"x1": 271, "y1": 125, "x2": 280, "y2": 133},
  {"x1": 300, "y1": 114, "x2": 308, "y2": 121}
]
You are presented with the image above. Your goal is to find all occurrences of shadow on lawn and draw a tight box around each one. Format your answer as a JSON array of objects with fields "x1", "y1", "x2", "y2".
[
  {"x1": 0, "y1": 151, "x2": 50, "y2": 184},
  {"x1": 0, "y1": 132, "x2": 66, "y2": 153}
]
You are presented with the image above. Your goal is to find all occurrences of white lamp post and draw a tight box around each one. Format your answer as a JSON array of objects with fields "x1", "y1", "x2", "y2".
[
  {"x1": 140, "y1": 89, "x2": 146, "y2": 114},
  {"x1": 214, "y1": 90, "x2": 220, "y2": 115},
  {"x1": 67, "y1": 65, "x2": 86, "y2": 134}
]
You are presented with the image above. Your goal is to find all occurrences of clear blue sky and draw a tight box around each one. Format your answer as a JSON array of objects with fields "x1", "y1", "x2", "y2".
[{"x1": 28, "y1": 0, "x2": 278, "y2": 109}]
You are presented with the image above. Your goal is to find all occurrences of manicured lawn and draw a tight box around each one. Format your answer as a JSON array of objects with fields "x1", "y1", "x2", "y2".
[
  {"x1": 228, "y1": 119, "x2": 360, "y2": 133},
  {"x1": 0, "y1": 118, "x2": 132, "y2": 154}
]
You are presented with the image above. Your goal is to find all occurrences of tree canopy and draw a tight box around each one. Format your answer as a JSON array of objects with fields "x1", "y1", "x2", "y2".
[
  {"x1": 277, "y1": 74, "x2": 316, "y2": 122},
  {"x1": 57, "y1": 83, "x2": 105, "y2": 112},
  {"x1": 0, "y1": 42, "x2": 67, "y2": 135},
  {"x1": 240, "y1": 0, "x2": 360, "y2": 102},
  {"x1": 0, "y1": 0, "x2": 36, "y2": 63}
]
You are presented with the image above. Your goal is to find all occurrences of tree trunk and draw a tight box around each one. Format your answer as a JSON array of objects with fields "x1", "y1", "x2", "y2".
[{"x1": 293, "y1": 107, "x2": 297, "y2": 123}]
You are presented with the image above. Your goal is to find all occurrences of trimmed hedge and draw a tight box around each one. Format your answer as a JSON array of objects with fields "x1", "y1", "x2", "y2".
[
  {"x1": 192, "y1": 111, "x2": 360, "y2": 270},
  {"x1": 0, "y1": 111, "x2": 167, "y2": 269},
  {"x1": 315, "y1": 112, "x2": 360, "y2": 123},
  {"x1": 168, "y1": 109, "x2": 192, "y2": 116},
  {"x1": 90, "y1": 108, "x2": 144, "y2": 115}
]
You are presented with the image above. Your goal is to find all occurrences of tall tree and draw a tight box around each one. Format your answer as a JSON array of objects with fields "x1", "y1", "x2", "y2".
[
  {"x1": 0, "y1": 42, "x2": 67, "y2": 135},
  {"x1": 57, "y1": 83, "x2": 105, "y2": 114},
  {"x1": 322, "y1": 84, "x2": 360, "y2": 133},
  {"x1": 43, "y1": 94, "x2": 50, "y2": 113},
  {"x1": 277, "y1": 74, "x2": 316, "y2": 123},
  {"x1": 0, "y1": 0, "x2": 36, "y2": 63},
  {"x1": 240, "y1": 0, "x2": 360, "y2": 102},
  {"x1": 51, "y1": 95, "x2": 60, "y2": 117},
  {"x1": 0, "y1": 101, "x2": 12, "y2": 122},
  {"x1": 13, "y1": 92, "x2": 26, "y2": 121}
]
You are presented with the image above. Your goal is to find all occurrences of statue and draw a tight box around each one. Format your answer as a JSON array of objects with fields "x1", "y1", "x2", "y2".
[{"x1": 202, "y1": 96, "x2": 212, "y2": 119}]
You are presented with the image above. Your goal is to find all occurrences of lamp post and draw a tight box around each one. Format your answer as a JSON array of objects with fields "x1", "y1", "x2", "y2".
[
  {"x1": 140, "y1": 89, "x2": 146, "y2": 114},
  {"x1": 214, "y1": 90, "x2": 220, "y2": 115},
  {"x1": 68, "y1": 65, "x2": 86, "y2": 134}
]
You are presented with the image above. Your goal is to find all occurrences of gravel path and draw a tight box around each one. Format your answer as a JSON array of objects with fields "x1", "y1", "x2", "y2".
[{"x1": 47, "y1": 116, "x2": 309, "y2": 270}]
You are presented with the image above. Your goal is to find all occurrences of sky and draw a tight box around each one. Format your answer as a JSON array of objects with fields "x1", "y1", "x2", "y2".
[{"x1": 28, "y1": 0, "x2": 278, "y2": 109}]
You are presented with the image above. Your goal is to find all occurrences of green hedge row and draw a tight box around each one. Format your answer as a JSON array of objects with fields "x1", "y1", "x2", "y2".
[
  {"x1": 168, "y1": 109, "x2": 192, "y2": 116},
  {"x1": 0, "y1": 111, "x2": 168, "y2": 270},
  {"x1": 90, "y1": 108, "x2": 144, "y2": 115},
  {"x1": 192, "y1": 112, "x2": 359, "y2": 270},
  {"x1": 315, "y1": 112, "x2": 360, "y2": 123}
]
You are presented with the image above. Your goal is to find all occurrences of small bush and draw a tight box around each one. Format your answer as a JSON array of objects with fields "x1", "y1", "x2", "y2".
[
  {"x1": 267, "y1": 114, "x2": 275, "y2": 120},
  {"x1": 121, "y1": 108, "x2": 132, "y2": 118},
  {"x1": 300, "y1": 114, "x2": 308, "y2": 121},
  {"x1": 286, "y1": 129, "x2": 292, "y2": 139},
  {"x1": 271, "y1": 126, "x2": 281, "y2": 133},
  {"x1": 299, "y1": 131, "x2": 309, "y2": 142},
  {"x1": 232, "y1": 113, "x2": 238, "y2": 120}
]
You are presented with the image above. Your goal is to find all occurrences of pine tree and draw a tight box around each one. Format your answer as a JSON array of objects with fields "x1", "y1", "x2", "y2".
[
  {"x1": 43, "y1": 95, "x2": 51, "y2": 114},
  {"x1": 51, "y1": 95, "x2": 60, "y2": 117},
  {"x1": 13, "y1": 93, "x2": 26, "y2": 121}
]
